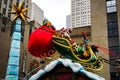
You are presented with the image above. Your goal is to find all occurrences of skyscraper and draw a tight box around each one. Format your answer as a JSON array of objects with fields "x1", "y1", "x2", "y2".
[
  {"x1": 66, "y1": 14, "x2": 72, "y2": 29},
  {"x1": 71, "y1": 0, "x2": 91, "y2": 28},
  {"x1": 30, "y1": 2, "x2": 44, "y2": 26}
]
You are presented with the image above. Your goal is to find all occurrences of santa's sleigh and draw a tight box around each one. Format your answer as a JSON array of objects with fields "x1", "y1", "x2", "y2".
[{"x1": 52, "y1": 36, "x2": 103, "y2": 71}]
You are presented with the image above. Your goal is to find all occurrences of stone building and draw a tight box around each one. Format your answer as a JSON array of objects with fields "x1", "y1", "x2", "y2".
[
  {"x1": 70, "y1": 0, "x2": 120, "y2": 80},
  {"x1": 0, "y1": 0, "x2": 32, "y2": 79}
]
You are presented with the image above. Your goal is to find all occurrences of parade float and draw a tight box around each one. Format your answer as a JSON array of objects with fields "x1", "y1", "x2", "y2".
[
  {"x1": 29, "y1": 58, "x2": 105, "y2": 80},
  {"x1": 28, "y1": 18, "x2": 106, "y2": 80}
]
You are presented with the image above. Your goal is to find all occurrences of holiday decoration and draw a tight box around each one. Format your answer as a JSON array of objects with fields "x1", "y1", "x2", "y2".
[
  {"x1": 10, "y1": 2, "x2": 29, "y2": 21},
  {"x1": 28, "y1": 18, "x2": 104, "y2": 71},
  {"x1": 28, "y1": 26, "x2": 56, "y2": 58},
  {"x1": 5, "y1": 2, "x2": 29, "y2": 80},
  {"x1": 29, "y1": 58, "x2": 105, "y2": 80}
]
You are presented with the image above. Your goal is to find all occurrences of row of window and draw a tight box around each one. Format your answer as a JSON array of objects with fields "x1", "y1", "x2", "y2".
[
  {"x1": 109, "y1": 46, "x2": 120, "y2": 55},
  {"x1": 72, "y1": 11, "x2": 90, "y2": 16},
  {"x1": 107, "y1": 0, "x2": 116, "y2": 7},
  {"x1": 107, "y1": 0, "x2": 120, "y2": 58},
  {"x1": 76, "y1": 22, "x2": 91, "y2": 26},
  {"x1": 107, "y1": 22, "x2": 118, "y2": 30},
  {"x1": 72, "y1": 20, "x2": 90, "y2": 27},
  {"x1": 0, "y1": 1, "x2": 1, "y2": 10},
  {"x1": 72, "y1": 16, "x2": 90, "y2": 21},
  {"x1": 106, "y1": 0, "x2": 116, "y2": 13},
  {"x1": 107, "y1": 6, "x2": 116, "y2": 13}
]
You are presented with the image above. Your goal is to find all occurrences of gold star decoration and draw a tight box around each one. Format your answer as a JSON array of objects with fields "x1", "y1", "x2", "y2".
[{"x1": 10, "y1": 2, "x2": 29, "y2": 21}]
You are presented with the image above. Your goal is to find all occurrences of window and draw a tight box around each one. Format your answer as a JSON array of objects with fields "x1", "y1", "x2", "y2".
[
  {"x1": 107, "y1": 0, "x2": 116, "y2": 7},
  {"x1": 108, "y1": 22, "x2": 117, "y2": 30},
  {"x1": 16, "y1": 1, "x2": 19, "y2": 7},
  {"x1": 106, "y1": 0, "x2": 116, "y2": 13},
  {"x1": 107, "y1": 6, "x2": 116, "y2": 13},
  {"x1": 55, "y1": 73, "x2": 72, "y2": 80},
  {"x1": 0, "y1": 0, "x2": 2, "y2": 10},
  {"x1": 2, "y1": 8, "x2": 6, "y2": 16},
  {"x1": 1, "y1": 17, "x2": 7, "y2": 32},
  {"x1": 107, "y1": 12, "x2": 117, "y2": 22},
  {"x1": 4, "y1": 0, "x2": 7, "y2": 4},
  {"x1": 108, "y1": 37, "x2": 119, "y2": 47},
  {"x1": 8, "y1": 13, "x2": 11, "y2": 18},
  {"x1": 109, "y1": 47, "x2": 119, "y2": 55},
  {"x1": 107, "y1": 21, "x2": 118, "y2": 37}
]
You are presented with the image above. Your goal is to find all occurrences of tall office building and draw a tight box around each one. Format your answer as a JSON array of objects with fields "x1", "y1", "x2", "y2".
[
  {"x1": 30, "y1": 2, "x2": 44, "y2": 26},
  {"x1": 71, "y1": 0, "x2": 91, "y2": 28},
  {"x1": 66, "y1": 14, "x2": 72, "y2": 29}
]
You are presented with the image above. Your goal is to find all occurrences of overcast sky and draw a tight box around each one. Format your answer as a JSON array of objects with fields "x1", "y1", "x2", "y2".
[{"x1": 32, "y1": 0, "x2": 71, "y2": 30}]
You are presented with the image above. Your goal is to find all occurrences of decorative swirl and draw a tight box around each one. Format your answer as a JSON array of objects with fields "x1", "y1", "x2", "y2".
[{"x1": 47, "y1": 49, "x2": 56, "y2": 56}]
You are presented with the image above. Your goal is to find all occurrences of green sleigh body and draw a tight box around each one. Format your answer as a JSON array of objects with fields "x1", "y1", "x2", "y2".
[{"x1": 52, "y1": 36, "x2": 103, "y2": 71}]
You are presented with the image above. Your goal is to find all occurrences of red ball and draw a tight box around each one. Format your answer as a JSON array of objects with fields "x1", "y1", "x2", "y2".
[{"x1": 28, "y1": 26, "x2": 56, "y2": 58}]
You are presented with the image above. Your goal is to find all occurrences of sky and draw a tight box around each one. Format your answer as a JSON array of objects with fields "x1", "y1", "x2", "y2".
[{"x1": 32, "y1": 0, "x2": 71, "y2": 30}]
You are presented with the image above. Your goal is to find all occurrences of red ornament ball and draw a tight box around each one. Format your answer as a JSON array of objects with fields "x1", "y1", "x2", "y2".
[{"x1": 28, "y1": 26, "x2": 56, "y2": 58}]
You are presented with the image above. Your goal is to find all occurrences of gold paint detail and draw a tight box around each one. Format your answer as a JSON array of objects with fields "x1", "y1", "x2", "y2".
[{"x1": 10, "y1": 2, "x2": 29, "y2": 21}]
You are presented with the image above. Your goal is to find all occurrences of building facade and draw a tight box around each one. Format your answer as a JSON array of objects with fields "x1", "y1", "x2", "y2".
[
  {"x1": 71, "y1": 0, "x2": 91, "y2": 28},
  {"x1": 0, "y1": 0, "x2": 31, "y2": 19},
  {"x1": 107, "y1": 0, "x2": 120, "y2": 79},
  {"x1": 91, "y1": 0, "x2": 120, "y2": 80},
  {"x1": 30, "y1": 2, "x2": 44, "y2": 26},
  {"x1": 66, "y1": 14, "x2": 72, "y2": 29},
  {"x1": 0, "y1": 0, "x2": 32, "y2": 79},
  {"x1": 70, "y1": 0, "x2": 120, "y2": 80}
]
